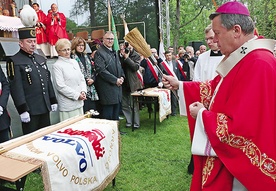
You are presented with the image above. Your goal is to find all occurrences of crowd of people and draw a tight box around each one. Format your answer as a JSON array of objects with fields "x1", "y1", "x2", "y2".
[
  {"x1": 0, "y1": 11, "x2": 205, "y2": 140},
  {"x1": 0, "y1": 23, "x2": 211, "y2": 139},
  {"x1": 0, "y1": 1, "x2": 276, "y2": 190},
  {"x1": 0, "y1": 1, "x2": 224, "y2": 140}
]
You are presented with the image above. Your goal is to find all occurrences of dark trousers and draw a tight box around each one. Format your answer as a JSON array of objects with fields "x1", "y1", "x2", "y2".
[
  {"x1": 83, "y1": 99, "x2": 99, "y2": 114},
  {"x1": 171, "y1": 91, "x2": 178, "y2": 115},
  {"x1": 100, "y1": 103, "x2": 120, "y2": 120},
  {"x1": 188, "y1": 155, "x2": 194, "y2": 174},
  {"x1": 22, "y1": 113, "x2": 50, "y2": 135},
  {"x1": 0, "y1": 128, "x2": 10, "y2": 143}
]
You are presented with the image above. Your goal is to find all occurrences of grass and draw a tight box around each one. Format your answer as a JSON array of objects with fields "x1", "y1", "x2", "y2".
[{"x1": 2, "y1": 108, "x2": 192, "y2": 191}]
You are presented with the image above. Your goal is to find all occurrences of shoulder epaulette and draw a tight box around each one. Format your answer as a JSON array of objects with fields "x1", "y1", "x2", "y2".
[{"x1": 7, "y1": 60, "x2": 15, "y2": 80}]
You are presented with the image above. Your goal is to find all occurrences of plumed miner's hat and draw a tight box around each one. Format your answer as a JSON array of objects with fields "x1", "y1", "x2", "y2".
[
  {"x1": 209, "y1": 0, "x2": 250, "y2": 20},
  {"x1": 18, "y1": 4, "x2": 38, "y2": 39},
  {"x1": 18, "y1": 27, "x2": 36, "y2": 39}
]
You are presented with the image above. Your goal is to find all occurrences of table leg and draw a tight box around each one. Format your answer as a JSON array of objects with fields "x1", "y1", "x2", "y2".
[
  {"x1": 132, "y1": 96, "x2": 136, "y2": 132},
  {"x1": 15, "y1": 176, "x2": 27, "y2": 191},
  {"x1": 112, "y1": 178, "x2": 116, "y2": 187},
  {"x1": 154, "y1": 98, "x2": 157, "y2": 134},
  {"x1": 0, "y1": 175, "x2": 27, "y2": 191}
]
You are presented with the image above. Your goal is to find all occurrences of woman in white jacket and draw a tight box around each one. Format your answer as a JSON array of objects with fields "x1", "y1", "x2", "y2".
[{"x1": 52, "y1": 38, "x2": 87, "y2": 121}]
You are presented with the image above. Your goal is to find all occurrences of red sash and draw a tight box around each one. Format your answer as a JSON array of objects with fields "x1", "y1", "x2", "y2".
[
  {"x1": 146, "y1": 58, "x2": 159, "y2": 82},
  {"x1": 176, "y1": 60, "x2": 187, "y2": 80},
  {"x1": 161, "y1": 61, "x2": 177, "y2": 78},
  {"x1": 136, "y1": 70, "x2": 144, "y2": 86}
]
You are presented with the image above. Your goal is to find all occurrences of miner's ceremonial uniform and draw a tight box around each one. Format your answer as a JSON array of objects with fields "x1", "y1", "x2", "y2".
[{"x1": 6, "y1": 27, "x2": 57, "y2": 135}]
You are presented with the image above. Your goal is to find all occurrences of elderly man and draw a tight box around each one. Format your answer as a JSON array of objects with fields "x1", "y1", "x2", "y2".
[
  {"x1": 199, "y1": 45, "x2": 206, "y2": 54},
  {"x1": 45, "y1": 3, "x2": 68, "y2": 57},
  {"x1": 6, "y1": 27, "x2": 57, "y2": 135},
  {"x1": 94, "y1": 31, "x2": 125, "y2": 122},
  {"x1": 162, "y1": 1, "x2": 276, "y2": 190}
]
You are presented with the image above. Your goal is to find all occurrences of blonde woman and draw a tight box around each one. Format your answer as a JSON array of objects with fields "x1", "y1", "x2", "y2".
[{"x1": 52, "y1": 38, "x2": 86, "y2": 121}]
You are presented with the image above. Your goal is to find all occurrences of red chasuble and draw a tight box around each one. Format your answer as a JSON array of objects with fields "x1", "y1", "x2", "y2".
[
  {"x1": 35, "y1": 10, "x2": 47, "y2": 44},
  {"x1": 181, "y1": 41, "x2": 276, "y2": 190},
  {"x1": 45, "y1": 12, "x2": 68, "y2": 45}
]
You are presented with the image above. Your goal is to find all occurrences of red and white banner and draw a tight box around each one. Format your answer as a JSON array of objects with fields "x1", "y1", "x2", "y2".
[
  {"x1": 2, "y1": 118, "x2": 120, "y2": 191},
  {"x1": 158, "y1": 40, "x2": 166, "y2": 61},
  {"x1": 145, "y1": 88, "x2": 171, "y2": 122},
  {"x1": 132, "y1": 87, "x2": 171, "y2": 122}
]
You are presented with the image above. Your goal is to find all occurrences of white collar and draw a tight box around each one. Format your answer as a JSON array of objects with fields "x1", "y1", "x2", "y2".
[
  {"x1": 58, "y1": 56, "x2": 72, "y2": 62},
  {"x1": 216, "y1": 38, "x2": 276, "y2": 77}
]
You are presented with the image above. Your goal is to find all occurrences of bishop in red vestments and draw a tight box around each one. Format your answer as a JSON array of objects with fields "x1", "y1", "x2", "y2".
[
  {"x1": 45, "y1": 3, "x2": 68, "y2": 57},
  {"x1": 163, "y1": 1, "x2": 276, "y2": 190}
]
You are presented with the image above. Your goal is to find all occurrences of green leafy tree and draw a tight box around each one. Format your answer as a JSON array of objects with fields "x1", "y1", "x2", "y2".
[
  {"x1": 69, "y1": 0, "x2": 276, "y2": 53},
  {"x1": 69, "y1": 0, "x2": 159, "y2": 48},
  {"x1": 169, "y1": 0, "x2": 218, "y2": 50},
  {"x1": 247, "y1": 0, "x2": 276, "y2": 39},
  {"x1": 69, "y1": 0, "x2": 96, "y2": 26},
  {"x1": 124, "y1": 0, "x2": 159, "y2": 48},
  {"x1": 66, "y1": 18, "x2": 78, "y2": 32}
]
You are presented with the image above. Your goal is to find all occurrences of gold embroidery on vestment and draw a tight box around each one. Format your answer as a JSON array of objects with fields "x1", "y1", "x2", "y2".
[
  {"x1": 202, "y1": 157, "x2": 215, "y2": 187},
  {"x1": 216, "y1": 113, "x2": 276, "y2": 181},
  {"x1": 199, "y1": 81, "x2": 214, "y2": 186},
  {"x1": 199, "y1": 81, "x2": 212, "y2": 108}
]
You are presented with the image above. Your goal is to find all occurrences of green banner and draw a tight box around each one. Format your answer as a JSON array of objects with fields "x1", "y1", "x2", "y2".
[{"x1": 111, "y1": 14, "x2": 119, "y2": 51}]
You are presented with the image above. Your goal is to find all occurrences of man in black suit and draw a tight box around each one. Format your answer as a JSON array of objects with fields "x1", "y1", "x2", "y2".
[
  {"x1": 161, "y1": 50, "x2": 181, "y2": 116},
  {"x1": 6, "y1": 27, "x2": 57, "y2": 135},
  {"x1": 0, "y1": 67, "x2": 11, "y2": 143},
  {"x1": 94, "y1": 31, "x2": 125, "y2": 121}
]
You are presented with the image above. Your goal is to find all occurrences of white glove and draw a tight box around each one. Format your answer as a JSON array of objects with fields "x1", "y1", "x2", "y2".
[
  {"x1": 158, "y1": 82, "x2": 163, "y2": 88},
  {"x1": 51, "y1": 104, "x2": 58, "y2": 112},
  {"x1": 20, "y1": 111, "x2": 30, "y2": 123},
  {"x1": 0, "y1": 106, "x2": 3, "y2": 116}
]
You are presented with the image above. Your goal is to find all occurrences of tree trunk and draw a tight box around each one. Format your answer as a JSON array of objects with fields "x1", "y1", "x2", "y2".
[
  {"x1": 173, "y1": 0, "x2": 181, "y2": 53},
  {"x1": 89, "y1": 0, "x2": 96, "y2": 27}
]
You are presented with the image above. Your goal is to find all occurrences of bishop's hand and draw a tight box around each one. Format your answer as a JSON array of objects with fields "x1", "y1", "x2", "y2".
[{"x1": 162, "y1": 74, "x2": 179, "y2": 90}]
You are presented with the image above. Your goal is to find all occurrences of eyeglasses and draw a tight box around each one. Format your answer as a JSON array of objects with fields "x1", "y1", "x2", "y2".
[
  {"x1": 105, "y1": 38, "x2": 114, "y2": 41},
  {"x1": 59, "y1": 48, "x2": 71, "y2": 52},
  {"x1": 77, "y1": 44, "x2": 85, "y2": 47}
]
